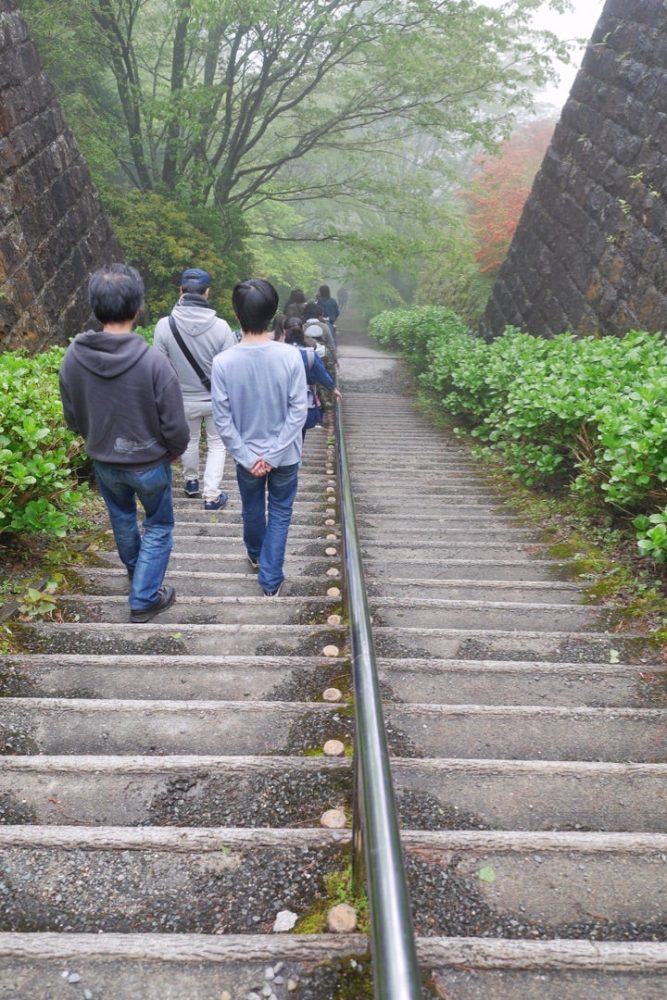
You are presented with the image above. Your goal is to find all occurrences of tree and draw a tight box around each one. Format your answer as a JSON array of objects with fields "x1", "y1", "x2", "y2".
[
  {"x1": 22, "y1": 0, "x2": 571, "y2": 222},
  {"x1": 461, "y1": 116, "x2": 556, "y2": 273}
]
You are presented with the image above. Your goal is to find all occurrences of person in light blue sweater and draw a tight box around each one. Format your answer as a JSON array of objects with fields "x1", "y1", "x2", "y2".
[{"x1": 211, "y1": 279, "x2": 307, "y2": 596}]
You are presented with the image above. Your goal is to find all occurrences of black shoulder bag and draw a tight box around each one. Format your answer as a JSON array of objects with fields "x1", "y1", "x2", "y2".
[{"x1": 168, "y1": 316, "x2": 211, "y2": 392}]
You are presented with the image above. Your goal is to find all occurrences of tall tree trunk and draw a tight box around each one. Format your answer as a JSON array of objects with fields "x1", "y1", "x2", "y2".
[{"x1": 162, "y1": 3, "x2": 191, "y2": 189}]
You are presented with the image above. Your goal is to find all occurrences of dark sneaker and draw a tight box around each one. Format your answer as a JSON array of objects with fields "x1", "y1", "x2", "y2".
[
  {"x1": 184, "y1": 479, "x2": 200, "y2": 497},
  {"x1": 129, "y1": 585, "x2": 176, "y2": 623},
  {"x1": 263, "y1": 580, "x2": 285, "y2": 597},
  {"x1": 247, "y1": 555, "x2": 259, "y2": 572},
  {"x1": 204, "y1": 492, "x2": 229, "y2": 511}
]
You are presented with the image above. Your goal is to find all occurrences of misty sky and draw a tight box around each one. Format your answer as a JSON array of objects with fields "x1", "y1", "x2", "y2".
[{"x1": 535, "y1": 0, "x2": 606, "y2": 110}]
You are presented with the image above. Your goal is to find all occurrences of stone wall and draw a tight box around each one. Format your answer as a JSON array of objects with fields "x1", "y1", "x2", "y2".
[
  {"x1": 0, "y1": 0, "x2": 122, "y2": 350},
  {"x1": 482, "y1": 0, "x2": 667, "y2": 339}
]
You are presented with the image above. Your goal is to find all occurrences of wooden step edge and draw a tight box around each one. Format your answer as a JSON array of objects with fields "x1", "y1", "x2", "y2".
[
  {"x1": 0, "y1": 826, "x2": 351, "y2": 850},
  {"x1": 391, "y1": 703, "x2": 666, "y2": 720},
  {"x1": 1, "y1": 697, "x2": 346, "y2": 712},
  {"x1": 416, "y1": 936, "x2": 667, "y2": 971},
  {"x1": 401, "y1": 830, "x2": 667, "y2": 853},
  {"x1": 1, "y1": 654, "x2": 348, "y2": 667},
  {"x1": 377, "y1": 657, "x2": 653, "y2": 675},
  {"x1": 0, "y1": 754, "x2": 351, "y2": 773},
  {"x1": 0, "y1": 932, "x2": 367, "y2": 962}
]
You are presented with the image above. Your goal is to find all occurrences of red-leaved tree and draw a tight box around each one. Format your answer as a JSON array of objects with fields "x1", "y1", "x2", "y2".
[{"x1": 462, "y1": 118, "x2": 556, "y2": 274}]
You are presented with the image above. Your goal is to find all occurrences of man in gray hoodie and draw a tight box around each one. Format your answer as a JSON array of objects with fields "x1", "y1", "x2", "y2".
[
  {"x1": 154, "y1": 268, "x2": 236, "y2": 510},
  {"x1": 59, "y1": 264, "x2": 189, "y2": 623}
]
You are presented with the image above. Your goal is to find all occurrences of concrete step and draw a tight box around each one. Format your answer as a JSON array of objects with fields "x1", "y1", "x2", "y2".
[
  {"x1": 420, "y1": 938, "x2": 667, "y2": 1000},
  {"x1": 170, "y1": 536, "x2": 335, "y2": 557},
  {"x1": 79, "y1": 568, "x2": 332, "y2": 598},
  {"x1": 0, "y1": 697, "x2": 351, "y2": 756},
  {"x1": 367, "y1": 558, "x2": 564, "y2": 582},
  {"x1": 0, "y1": 654, "x2": 347, "y2": 701},
  {"x1": 132, "y1": 551, "x2": 336, "y2": 575},
  {"x1": 378, "y1": 658, "x2": 664, "y2": 708},
  {"x1": 370, "y1": 597, "x2": 602, "y2": 632},
  {"x1": 390, "y1": 758, "x2": 667, "y2": 832},
  {"x1": 357, "y1": 526, "x2": 536, "y2": 543},
  {"x1": 0, "y1": 827, "x2": 350, "y2": 935},
  {"x1": 370, "y1": 578, "x2": 583, "y2": 604},
  {"x1": 27, "y1": 621, "x2": 345, "y2": 657},
  {"x1": 0, "y1": 755, "x2": 351, "y2": 827},
  {"x1": 372, "y1": 626, "x2": 658, "y2": 663},
  {"x1": 0, "y1": 933, "x2": 367, "y2": 1000},
  {"x1": 385, "y1": 704, "x2": 667, "y2": 762},
  {"x1": 361, "y1": 541, "x2": 538, "y2": 561},
  {"x1": 170, "y1": 519, "x2": 332, "y2": 537},
  {"x1": 400, "y1": 830, "x2": 667, "y2": 940},
  {"x1": 59, "y1": 594, "x2": 337, "y2": 626}
]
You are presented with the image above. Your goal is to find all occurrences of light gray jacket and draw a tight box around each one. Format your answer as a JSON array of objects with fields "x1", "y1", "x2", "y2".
[{"x1": 154, "y1": 294, "x2": 236, "y2": 403}]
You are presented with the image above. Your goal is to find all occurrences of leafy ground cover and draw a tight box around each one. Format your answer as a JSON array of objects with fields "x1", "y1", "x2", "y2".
[{"x1": 370, "y1": 307, "x2": 667, "y2": 567}]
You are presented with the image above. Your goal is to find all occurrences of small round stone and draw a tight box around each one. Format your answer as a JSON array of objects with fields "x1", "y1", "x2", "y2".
[
  {"x1": 322, "y1": 687, "x2": 342, "y2": 701},
  {"x1": 326, "y1": 468, "x2": 334, "y2": 475},
  {"x1": 326, "y1": 533, "x2": 337, "y2": 540},
  {"x1": 325, "y1": 547, "x2": 337, "y2": 556},
  {"x1": 326, "y1": 486, "x2": 335, "y2": 494},
  {"x1": 325, "y1": 519, "x2": 335, "y2": 526},
  {"x1": 327, "y1": 479, "x2": 336, "y2": 485},
  {"x1": 327, "y1": 903, "x2": 357, "y2": 933},
  {"x1": 327, "y1": 587, "x2": 341, "y2": 597},
  {"x1": 322, "y1": 644, "x2": 339, "y2": 657},
  {"x1": 326, "y1": 567, "x2": 340, "y2": 577},
  {"x1": 323, "y1": 739, "x2": 345, "y2": 757},
  {"x1": 326, "y1": 507, "x2": 335, "y2": 515},
  {"x1": 320, "y1": 808, "x2": 346, "y2": 829},
  {"x1": 327, "y1": 614, "x2": 342, "y2": 626}
]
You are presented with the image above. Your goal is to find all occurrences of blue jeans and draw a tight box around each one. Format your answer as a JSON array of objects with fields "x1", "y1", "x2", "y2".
[
  {"x1": 236, "y1": 463, "x2": 299, "y2": 592},
  {"x1": 94, "y1": 460, "x2": 174, "y2": 611}
]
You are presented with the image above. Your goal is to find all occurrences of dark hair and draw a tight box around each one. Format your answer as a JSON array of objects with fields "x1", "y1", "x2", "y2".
[
  {"x1": 88, "y1": 264, "x2": 144, "y2": 324},
  {"x1": 272, "y1": 312, "x2": 286, "y2": 339},
  {"x1": 232, "y1": 278, "x2": 279, "y2": 333},
  {"x1": 285, "y1": 288, "x2": 306, "y2": 307},
  {"x1": 285, "y1": 327, "x2": 306, "y2": 346},
  {"x1": 318, "y1": 284, "x2": 330, "y2": 299},
  {"x1": 303, "y1": 300, "x2": 324, "y2": 321}
]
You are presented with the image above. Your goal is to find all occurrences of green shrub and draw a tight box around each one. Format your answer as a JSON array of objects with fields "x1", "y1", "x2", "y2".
[
  {"x1": 100, "y1": 188, "x2": 242, "y2": 322},
  {"x1": 0, "y1": 349, "x2": 86, "y2": 537},
  {"x1": 369, "y1": 307, "x2": 667, "y2": 562}
]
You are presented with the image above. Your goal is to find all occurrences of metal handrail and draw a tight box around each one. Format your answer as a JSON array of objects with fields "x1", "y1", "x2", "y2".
[{"x1": 334, "y1": 403, "x2": 422, "y2": 1000}]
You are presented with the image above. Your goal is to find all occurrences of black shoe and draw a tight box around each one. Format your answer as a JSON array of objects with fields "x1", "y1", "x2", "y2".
[
  {"x1": 263, "y1": 580, "x2": 284, "y2": 597},
  {"x1": 130, "y1": 585, "x2": 176, "y2": 623},
  {"x1": 247, "y1": 554, "x2": 259, "y2": 572},
  {"x1": 204, "y1": 492, "x2": 229, "y2": 511}
]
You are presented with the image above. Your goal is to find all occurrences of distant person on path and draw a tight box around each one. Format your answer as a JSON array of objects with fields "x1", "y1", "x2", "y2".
[
  {"x1": 337, "y1": 285, "x2": 349, "y2": 314},
  {"x1": 303, "y1": 300, "x2": 337, "y2": 413},
  {"x1": 284, "y1": 322, "x2": 342, "y2": 439},
  {"x1": 211, "y1": 279, "x2": 307, "y2": 597},
  {"x1": 154, "y1": 267, "x2": 236, "y2": 510},
  {"x1": 59, "y1": 264, "x2": 189, "y2": 623},
  {"x1": 284, "y1": 287, "x2": 306, "y2": 319},
  {"x1": 316, "y1": 284, "x2": 340, "y2": 332}
]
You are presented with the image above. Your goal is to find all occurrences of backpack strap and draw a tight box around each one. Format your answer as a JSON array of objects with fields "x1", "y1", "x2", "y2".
[{"x1": 168, "y1": 315, "x2": 211, "y2": 392}]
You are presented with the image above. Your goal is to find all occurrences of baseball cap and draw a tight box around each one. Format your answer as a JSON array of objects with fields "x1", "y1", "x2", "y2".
[{"x1": 180, "y1": 267, "x2": 210, "y2": 288}]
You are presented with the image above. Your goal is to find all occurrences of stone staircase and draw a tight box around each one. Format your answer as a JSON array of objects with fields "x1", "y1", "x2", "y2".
[
  {"x1": 0, "y1": 430, "x2": 370, "y2": 999},
  {"x1": 0, "y1": 334, "x2": 666, "y2": 998},
  {"x1": 338, "y1": 332, "x2": 667, "y2": 998}
]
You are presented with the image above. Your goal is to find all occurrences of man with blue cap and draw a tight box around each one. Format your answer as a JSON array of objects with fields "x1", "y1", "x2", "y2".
[{"x1": 154, "y1": 267, "x2": 236, "y2": 509}]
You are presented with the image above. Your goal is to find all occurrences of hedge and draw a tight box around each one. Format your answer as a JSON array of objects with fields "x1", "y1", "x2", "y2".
[
  {"x1": 0, "y1": 349, "x2": 87, "y2": 537},
  {"x1": 369, "y1": 307, "x2": 667, "y2": 562}
]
